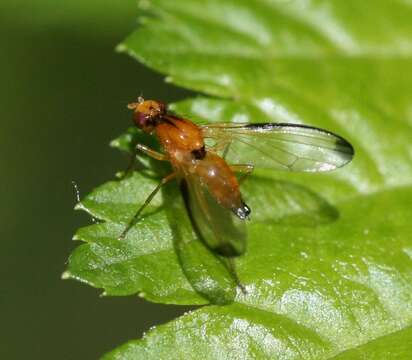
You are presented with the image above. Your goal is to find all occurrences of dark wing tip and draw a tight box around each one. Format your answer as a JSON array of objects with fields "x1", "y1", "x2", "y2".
[
  {"x1": 246, "y1": 122, "x2": 355, "y2": 167},
  {"x1": 335, "y1": 135, "x2": 355, "y2": 156},
  {"x1": 329, "y1": 132, "x2": 355, "y2": 170}
]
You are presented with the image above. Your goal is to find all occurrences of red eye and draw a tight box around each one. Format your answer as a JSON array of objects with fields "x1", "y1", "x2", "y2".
[{"x1": 133, "y1": 112, "x2": 149, "y2": 128}]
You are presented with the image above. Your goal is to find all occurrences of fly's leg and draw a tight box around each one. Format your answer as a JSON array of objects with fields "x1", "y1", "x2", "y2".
[
  {"x1": 227, "y1": 164, "x2": 254, "y2": 293},
  {"x1": 230, "y1": 164, "x2": 253, "y2": 221},
  {"x1": 136, "y1": 144, "x2": 168, "y2": 161},
  {"x1": 122, "y1": 147, "x2": 138, "y2": 178},
  {"x1": 230, "y1": 164, "x2": 254, "y2": 185},
  {"x1": 226, "y1": 258, "x2": 247, "y2": 294},
  {"x1": 121, "y1": 144, "x2": 167, "y2": 178},
  {"x1": 119, "y1": 172, "x2": 176, "y2": 239}
]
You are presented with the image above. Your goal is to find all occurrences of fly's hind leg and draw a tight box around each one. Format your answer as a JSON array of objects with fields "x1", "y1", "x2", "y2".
[
  {"x1": 121, "y1": 143, "x2": 168, "y2": 178},
  {"x1": 226, "y1": 258, "x2": 247, "y2": 295},
  {"x1": 226, "y1": 165, "x2": 254, "y2": 294},
  {"x1": 119, "y1": 145, "x2": 171, "y2": 239},
  {"x1": 230, "y1": 164, "x2": 254, "y2": 185},
  {"x1": 119, "y1": 172, "x2": 176, "y2": 239},
  {"x1": 231, "y1": 164, "x2": 254, "y2": 221}
]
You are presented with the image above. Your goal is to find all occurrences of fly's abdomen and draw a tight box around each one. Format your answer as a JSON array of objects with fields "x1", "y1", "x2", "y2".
[{"x1": 194, "y1": 153, "x2": 250, "y2": 219}]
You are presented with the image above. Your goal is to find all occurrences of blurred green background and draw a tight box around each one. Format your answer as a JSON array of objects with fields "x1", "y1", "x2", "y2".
[{"x1": 0, "y1": 1, "x2": 192, "y2": 358}]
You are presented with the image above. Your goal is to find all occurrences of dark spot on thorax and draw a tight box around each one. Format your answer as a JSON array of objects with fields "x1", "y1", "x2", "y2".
[{"x1": 191, "y1": 146, "x2": 206, "y2": 160}]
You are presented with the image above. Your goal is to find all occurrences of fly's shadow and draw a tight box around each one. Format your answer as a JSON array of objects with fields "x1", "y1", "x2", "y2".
[
  {"x1": 159, "y1": 176, "x2": 339, "y2": 304},
  {"x1": 242, "y1": 176, "x2": 339, "y2": 227},
  {"x1": 161, "y1": 181, "x2": 238, "y2": 305}
]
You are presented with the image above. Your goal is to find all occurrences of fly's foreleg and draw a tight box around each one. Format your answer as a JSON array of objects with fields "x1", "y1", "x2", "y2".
[
  {"x1": 136, "y1": 144, "x2": 168, "y2": 161},
  {"x1": 230, "y1": 164, "x2": 254, "y2": 185},
  {"x1": 119, "y1": 172, "x2": 176, "y2": 239},
  {"x1": 122, "y1": 144, "x2": 168, "y2": 178}
]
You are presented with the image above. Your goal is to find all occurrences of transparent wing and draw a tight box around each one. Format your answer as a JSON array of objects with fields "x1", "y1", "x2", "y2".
[
  {"x1": 202, "y1": 123, "x2": 354, "y2": 172},
  {"x1": 180, "y1": 176, "x2": 247, "y2": 257}
]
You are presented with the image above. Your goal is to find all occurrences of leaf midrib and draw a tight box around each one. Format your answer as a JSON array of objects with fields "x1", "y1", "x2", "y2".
[{"x1": 129, "y1": 44, "x2": 412, "y2": 61}]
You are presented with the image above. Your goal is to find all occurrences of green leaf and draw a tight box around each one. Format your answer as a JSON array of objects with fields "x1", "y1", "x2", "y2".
[
  {"x1": 103, "y1": 316, "x2": 412, "y2": 360},
  {"x1": 102, "y1": 187, "x2": 412, "y2": 359},
  {"x1": 331, "y1": 326, "x2": 412, "y2": 360},
  {"x1": 65, "y1": 0, "x2": 412, "y2": 358}
]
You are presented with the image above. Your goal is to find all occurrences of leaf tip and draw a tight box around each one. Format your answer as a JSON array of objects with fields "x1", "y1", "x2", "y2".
[
  {"x1": 114, "y1": 171, "x2": 125, "y2": 179},
  {"x1": 116, "y1": 43, "x2": 127, "y2": 54},
  {"x1": 74, "y1": 202, "x2": 85, "y2": 211},
  {"x1": 109, "y1": 139, "x2": 119, "y2": 148},
  {"x1": 61, "y1": 271, "x2": 71, "y2": 280}
]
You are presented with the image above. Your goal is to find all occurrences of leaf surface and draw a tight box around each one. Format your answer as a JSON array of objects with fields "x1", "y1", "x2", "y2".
[{"x1": 65, "y1": 0, "x2": 412, "y2": 358}]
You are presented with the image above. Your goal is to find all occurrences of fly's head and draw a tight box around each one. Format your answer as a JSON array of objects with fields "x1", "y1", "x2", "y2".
[{"x1": 128, "y1": 97, "x2": 166, "y2": 133}]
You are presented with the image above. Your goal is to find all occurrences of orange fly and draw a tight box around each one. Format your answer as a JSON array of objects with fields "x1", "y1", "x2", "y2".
[{"x1": 120, "y1": 97, "x2": 354, "y2": 257}]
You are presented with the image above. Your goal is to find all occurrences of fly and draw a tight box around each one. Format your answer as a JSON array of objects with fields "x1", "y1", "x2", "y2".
[{"x1": 119, "y1": 97, "x2": 354, "y2": 258}]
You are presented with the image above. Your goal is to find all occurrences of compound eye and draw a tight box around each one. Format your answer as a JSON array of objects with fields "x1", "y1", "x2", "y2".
[{"x1": 133, "y1": 111, "x2": 149, "y2": 128}]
